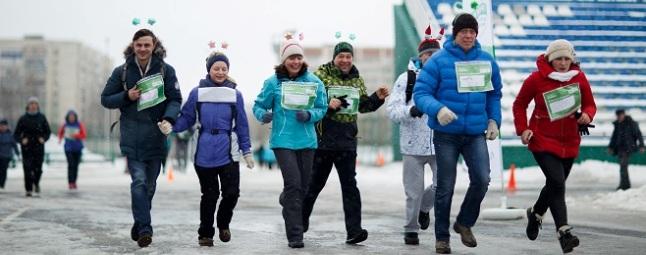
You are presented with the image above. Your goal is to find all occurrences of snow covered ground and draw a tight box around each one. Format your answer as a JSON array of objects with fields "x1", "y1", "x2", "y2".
[{"x1": 1, "y1": 157, "x2": 645, "y2": 254}]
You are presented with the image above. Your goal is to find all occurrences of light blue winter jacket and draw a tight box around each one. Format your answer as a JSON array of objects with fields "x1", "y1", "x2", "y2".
[
  {"x1": 253, "y1": 71, "x2": 328, "y2": 150},
  {"x1": 413, "y1": 36, "x2": 502, "y2": 135}
]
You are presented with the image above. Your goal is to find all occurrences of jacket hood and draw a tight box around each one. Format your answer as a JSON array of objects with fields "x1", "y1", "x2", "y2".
[
  {"x1": 443, "y1": 35, "x2": 482, "y2": 60},
  {"x1": 65, "y1": 110, "x2": 79, "y2": 124},
  {"x1": 408, "y1": 58, "x2": 422, "y2": 71},
  {"x1": 535, "y1": 54, "x2": 581, "y2": 78},
  {"x1": 199, "y1": 75, "x2": 237, "y2": 89}
]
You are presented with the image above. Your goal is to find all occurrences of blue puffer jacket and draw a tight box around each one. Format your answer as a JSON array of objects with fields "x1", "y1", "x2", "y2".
[
  {"x1": 0, "y1": 130, "x2": 19, "y2": 159},
  {"x1": 173, "y1": 76, "x2": 251, "y2": 168},
  {"x1": 101, "y1": 55, "x2": 182, "y2": 160},
  {"x1": 253, "y1": 71, "x2": 328, "y2": 150},
  {"x1": 414, "y1": 36, "x2": 502, "y2": 135}
]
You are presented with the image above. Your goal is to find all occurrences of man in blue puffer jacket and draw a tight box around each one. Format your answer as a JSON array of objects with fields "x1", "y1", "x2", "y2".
[{"x1": 413, "y1": 13, "x2": 502, "y2": 254}]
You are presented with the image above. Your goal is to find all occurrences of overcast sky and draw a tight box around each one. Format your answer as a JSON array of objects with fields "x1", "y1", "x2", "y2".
[{"x1": 0, "y1": 0, "x2": 403, "y2": 98}]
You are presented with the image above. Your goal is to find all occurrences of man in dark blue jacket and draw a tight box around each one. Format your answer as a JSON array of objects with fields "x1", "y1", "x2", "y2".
[
  {"x1": 414, "y1": 13, "x2": 502, "y2": 254},
  {"x1": 101, "y1": 29, "x2": 181, "y2": 248}
]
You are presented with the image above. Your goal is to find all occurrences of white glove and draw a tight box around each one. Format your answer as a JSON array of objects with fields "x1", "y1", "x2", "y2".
[
  {"x1": 437, "y1": 107, "x2": 457, "y2": 126},
  {"x1": 243, "y1": 154, "x2": 255, "y2": 169},
  {"x1": 157, "y1": 120, "x2": 172, "y2": 135},
  {"x1": 486, "y1": 119, "x2": 499, "y2": 140}
]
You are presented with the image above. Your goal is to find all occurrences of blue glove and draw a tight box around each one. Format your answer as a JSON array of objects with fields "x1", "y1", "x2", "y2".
[
  {"x1": 296, "y1": 110, "x2": 310, "y2": 122},
  {"x1": 262, "y1": 112, "x2": 273, "y2": 123}
]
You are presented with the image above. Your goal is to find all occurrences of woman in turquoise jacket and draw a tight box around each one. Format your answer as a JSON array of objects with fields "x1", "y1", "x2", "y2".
[{"x1": 252, "y1": 34, "x2": 327, "y2": 248}]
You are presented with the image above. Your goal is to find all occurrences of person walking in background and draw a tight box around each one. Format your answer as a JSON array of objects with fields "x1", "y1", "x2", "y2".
[
  {"x1": 171, "y1": 51, "x2": 254, "y2": 247},
  {"x1": 608, "y1": 109, "x2": 644, "y2": 190},
  {"x1": 302, "y1": 37, "x2": 389, "y2": 245},
  {"x1": 413, "y1": 13, "x2": 502, "y2": 254},
  {"x1": 0, "y1": 118, "x2": 20, "y2": 190},
  {"x1": 174, "y1": 127, "x2": 194, "y2": 172},
  {"x1": 513, "y1": 39, "x2": 596, "y2": 253},
  {"x1": 101, "y1": 28, "x2": 182, "y2": 248},
  {"x1": 14, "y1": 97, "x2": 51, "y2": 197},
  {"x1": 57, "y1": 110, "x2": 86, "y2": 190},
  {"x1": 386, "y1": 25, "x2": 443, "y2": 245},
  {"x1": 253, "y1": 33, "x2": 328, "y2": 248}
]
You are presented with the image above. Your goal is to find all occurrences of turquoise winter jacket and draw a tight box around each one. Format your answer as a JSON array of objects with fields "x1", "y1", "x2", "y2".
[
  {"x1": 413, "y1": 36, "x2": 502, "y2": 135},
  {"x1": 253, "y1": 71, "x2": 328, "y2": 150}
]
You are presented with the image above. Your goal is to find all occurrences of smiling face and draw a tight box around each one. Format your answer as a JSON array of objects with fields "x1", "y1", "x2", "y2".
[
  {"x1": 333, "y1": 52, "x2": 353, "y2": 74},
  {"x1": 550, "y1": 56, "x2": 573, "y2": 73},
  {"x1": 209, "y1": 61, "x2": 229, "y2": 83},
  {"x1": 133, "y1": 36, "x2": 155, "y2": 63},
  {"x1": 455, "y1": 28, "x2": 477, "y2": 51},
  {"x1": 284, "y1": 55, "x2": 304, "y2": 77}
]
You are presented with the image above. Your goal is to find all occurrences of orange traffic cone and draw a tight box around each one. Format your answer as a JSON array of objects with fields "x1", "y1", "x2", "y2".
[
  {"x1": 167, "y1": 164, "x2": 175, "y2": 183},
  {"x1": 507, "y1": 163, "x2": 517, "y2": 193},
  {"x1": 375, "y1": 152, "x2": 385, "y2": 167}
]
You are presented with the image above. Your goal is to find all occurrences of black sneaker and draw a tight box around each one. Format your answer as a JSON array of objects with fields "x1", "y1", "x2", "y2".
[
  {"x1": 198, "y1": 237, "x2": 214, "y2": 247},
  {"x1": 345, "y1": 229, "x2": 368, "y2": 244},
  {"x1": 435, "y1": 240, "x2": 451, "y2": 254},
  {"x1": 288, "y1": 241, "x2": 304, "y2": 248},
  {"x1": 219, "y1": 228, "x2": 231, "y2": 242},
  {"x1": 526, "y1": 207, "x2": 542, "y2": 241},
  {"x1": 453, "y1": 222, "x2": 477, "y2": 247},
  {"x1": 34, "y1": 184, "x2": 40, "y2": 193},
  {"x1": 404, "y1": 232, "x2": 419, "y2": 245},
  {"x1": 26, "y1": 191, "x2": 32, "y2": 197},
  {"x1": 419, "y1": 211, "x2": 430, "y2": 230},
  {"x1": 130, "y1": 224, "x2": 139, "y2": 241},
  {"x1": 558, "y1": 226, "x2": 580, "y2": 253},
  {"x1": 137, "y1": 233, "x2": 152, "y2": 248}
]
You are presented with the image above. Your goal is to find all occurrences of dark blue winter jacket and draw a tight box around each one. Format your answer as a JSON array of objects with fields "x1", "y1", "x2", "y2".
[
  {"x1": 0, "y1": 130, "x2": 19, "y2": 159},
  {"x1": 173, "y1": 76, "x2": 251, "y2": 168},
  {"x1": 101, "y1": 55, "x2": 182, "y2": 161}
]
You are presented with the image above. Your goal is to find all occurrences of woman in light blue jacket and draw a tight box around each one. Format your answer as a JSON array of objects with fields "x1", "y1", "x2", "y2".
[{"x1": 252, "y1": 34, "x2": 327, "y2": 248}]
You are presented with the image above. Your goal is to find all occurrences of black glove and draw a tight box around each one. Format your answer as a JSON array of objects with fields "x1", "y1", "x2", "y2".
[
  {"x1": 409, "y1": 106, "x2": 423, "y2": 118},
  {"x1": 574, "y1": 112, "x2": 594, "y2": 136},
  {"x1": 262, "y1": 112, "x2": 273, "y2": 124},
  {"x1": 295, "y1": 110, "x2": 310, "y2": 122},
  {"x1": 336, "y1": 95, "x2": 350, "y2": 109}
]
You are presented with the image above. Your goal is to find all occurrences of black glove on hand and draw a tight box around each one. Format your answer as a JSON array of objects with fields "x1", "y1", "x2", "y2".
[
  {"x1": 296, "y1": 110, "x2": 310, "y2": 122},
  {"x1": 337, "y1": 95, "x2": 350, "y2": 109},
  {"x1": 574, "y1": 111, "x2": 594, "y2": 136},
  {"x1": 262, "y1": 112, "x2": 273, "y2": 124},
  {"x1": 409, "y1": 106, "x2": 424, "y2": 118}
]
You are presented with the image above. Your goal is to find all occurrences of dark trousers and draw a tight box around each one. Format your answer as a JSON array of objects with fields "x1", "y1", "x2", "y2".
[
  {"x1": 22, "y1": 151, "x2": 44, "y2": 192},
  {"x1": 65, "y1": 151, "x2": 82, "y2": 184},
  {"x1": 618, "y1": 151, "x2": 631, "y2": 189},
  {"x1": 274, "y1": 148, "x2": 315, "y2": 243},
  {"x1": 303, "y1": 149, "x2": 363, "y2": 236},
  {"x1": 195, "y1": 163, "x2": 240, "y2": 238},
  {"x1": 0, "y1": 157, "x2": 10, "y2": 188},
  {"x1": 532, "y1": 152, "x2": 574, "y2": 229}
]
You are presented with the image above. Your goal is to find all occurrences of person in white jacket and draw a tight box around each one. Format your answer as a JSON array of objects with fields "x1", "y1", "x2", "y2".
[{"x1": 386, "y1": 25, "x2": 443, "y2": 245}]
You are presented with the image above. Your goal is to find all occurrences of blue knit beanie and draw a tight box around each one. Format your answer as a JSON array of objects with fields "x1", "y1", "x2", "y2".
[{"x1": 206, "y1": 52, "x2": 229, "y2": 72}]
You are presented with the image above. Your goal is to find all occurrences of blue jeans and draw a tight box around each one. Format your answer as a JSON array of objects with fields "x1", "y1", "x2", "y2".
[
  {"x1": 433, "y1": 131, "x2": 490, "y2": 241},
  {"x1": 127, "y1": 158, "x2": 162, "y2": 236}
]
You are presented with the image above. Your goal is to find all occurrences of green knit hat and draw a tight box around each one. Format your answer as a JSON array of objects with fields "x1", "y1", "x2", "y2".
[{"x1": 333, "y1": 42, "x2": 354, "y2": 59}]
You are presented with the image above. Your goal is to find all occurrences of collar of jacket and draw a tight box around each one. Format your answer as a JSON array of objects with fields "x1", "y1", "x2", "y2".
[
  {"x1": 125, "y1": 54, "x2": 163, "y2": 73},
  {"x1": 276, "y1": 66, "x2": 308, "y2": 80},
  {"x1": 199, "y1": 74, "x2": 237, "y2": 89},
  {"x1": 535, "y1": 53, "x2": 581, "y2": 79},
  {"x1": 321, "y1": 62, "x2": 360, "y2": 80},
  {"x1": 443, "y1": 35, "x2": 482, "y2": 61}
]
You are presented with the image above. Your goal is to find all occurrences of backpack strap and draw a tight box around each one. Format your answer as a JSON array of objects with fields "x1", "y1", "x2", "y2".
[{"x1": 405, "y1": 70, "x2": 416, "y2": 103}]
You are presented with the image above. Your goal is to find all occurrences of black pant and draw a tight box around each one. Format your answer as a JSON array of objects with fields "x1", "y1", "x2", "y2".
[
  {"x1": 273, "y1": 148, "x2": 315, "y2": 243},
  {"x1": 0, "y1": 157, "x2": 10, "y2": 188},
  {"x1": 65, "y1": 151, "x2": 82, "y2": 184},
  {"x1": 532, "y1": 152, "x2": 574, "y2": 229},
  {"x1": 303, "y1": 149, "x2": 363, "y2": 236},
  {"x1": 618, "y1": 151, "x2": 631, "y2": 189},
  {"x1": 195, "y1": 162, "x2": 240, "y2": 238},
  {"x1": 22, "y1": 150, "x2": 44, "y2": 192}
]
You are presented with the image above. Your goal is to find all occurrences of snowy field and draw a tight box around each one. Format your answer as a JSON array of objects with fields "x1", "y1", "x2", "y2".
[{"x1": 1, "y1": 157, "x2": 645, "y2": 254}]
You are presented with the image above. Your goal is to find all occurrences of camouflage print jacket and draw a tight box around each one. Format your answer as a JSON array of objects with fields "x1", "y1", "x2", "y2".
[{"x1": 314, "y1": 62, "x2": 384, "y2": 151}]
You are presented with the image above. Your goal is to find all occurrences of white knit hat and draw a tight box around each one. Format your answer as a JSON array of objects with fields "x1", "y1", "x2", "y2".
[
  {"x1": 279, "y1": 33, "x2": 304, "y2": 63},
  {"x1": 545, "y1": 39, "x2": 575, "y2": 62}
]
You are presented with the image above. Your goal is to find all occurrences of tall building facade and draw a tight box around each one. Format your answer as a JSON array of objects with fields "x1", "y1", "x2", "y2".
[{"x1": 0, "y1": 35, "x2": 113, "y2": 155}]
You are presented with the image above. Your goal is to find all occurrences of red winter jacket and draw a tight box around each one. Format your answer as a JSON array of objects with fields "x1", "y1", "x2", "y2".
[{"x1": 513, "y1": 55, "x2": 596, "y2": 158}]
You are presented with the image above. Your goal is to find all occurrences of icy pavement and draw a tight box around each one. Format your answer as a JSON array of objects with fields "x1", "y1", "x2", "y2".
[{"x1": 1, "y1": 158, "x2": 645, "y2": 254}]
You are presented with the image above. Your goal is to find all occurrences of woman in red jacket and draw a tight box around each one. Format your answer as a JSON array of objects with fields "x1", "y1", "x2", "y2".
[{"x1": 513, "y1": 39, "x2": 596, "y2": 254}]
